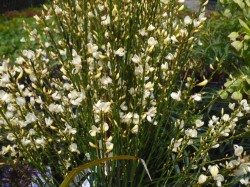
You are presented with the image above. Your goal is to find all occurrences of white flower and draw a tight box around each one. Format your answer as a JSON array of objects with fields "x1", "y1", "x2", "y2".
[
  {"x1": 195, "y1": 119, "x2": 204, "y2": 127},
  {"x1": 147, "y1": 24, "x2": 155, "y2": 31},
  {"x1": 85, "y1": 153, "x2": 91, "y2": 160},
  {"x1": 101, "y1": 15, "x2": 110, "y2": 25},
  {"x1": 35, "y1": 137, "x2": 45, "y2": 147},
  {"x1": 15, "y1": 56, "x2": 25, "y2": 64},
  {"x1": 102, "y1": 123, "x2": 109, "y2": 132},
  {"x1": 234, "y1": 145, "x2": 244, "y2": 157},
  {"x1": 229, "y1": 103, "x2": 235, "y2": 110},
  {"x1": 69, "y1": 143, "x2": 80, "y2": 154},
  {"x1": 185, "y1": 129, "x2": 197, "y2": 138},
  {"x1": 21, "y1": 137, "x2": 31, "y2": 146},
  {"x1": 213, "y1": 174, "x2": 224, "y2": 187},
  {"x1": 131, "y1": 125, "x2": 138, "y2": 134},
  {"x1": 29, "y1": 129, "x2": 36, "y2": 136},
  {"x1": 208, "y1": 165, "x2": 219, "y2": 177},
  {"x1": 134, "y1": 65, "x2": 143, "y2": 76},
  {"x1": 65, "y1": 124, "x2": 77, "y2": 135},
  {"x1": 93, "y1": 100, "x2": 111, "y2": 113},
  {"x1": 171, "y1": 35, "x2": 178, "y2": 43},
  {"x1": 171, "y1": 91, "x2": 181, "y2": 101},
  {"x1": 52, "y1": 91, "x2": 61, "y2": 101},
  {"x1": 166, "y1": 53, "x2": 175, "y2": 60},
  {"x1": 54, "y1": 5, "x2": 62, "y2": 14},
  {"x1": 222, "y1": 114, "x2": 230, "y2": 121},
  {"x1": 100, "y1": 76, "x2": 112, "y2": 86},
  {"x1": 234, "y1": 163, "x2": 250, "y2": 176},
  {"x1": 131, "y1": 55, "x2": 141, "y2": 63},
  {"x1": 227, "y1": 159, "x2": 240, "y2": 169},
  {"x1": 7, "y1": 133, "x2": 16, "y2": 141},
  {"x1": 115, "y1": 48, "x2": 125, "y2": 56},
  {"x1": 87, "y1": 43, "x2": 98, "y2": 54},
  {"x1": 148, "y1": 37, "x2": 158, "y2": 46},
  {"x1": 72, "y1": 55, "x2": 82, "y2": 66},
  {"x1": 45, "y1": 117, "x2": 53, "y2": 126},
  {"x1": 139, "y1": 28, "x2": 148, "y2": 36},
  {"x1": 16, "y1": 97, "x2": 26, "y2": 106},
  {"x1": 184, "y1": 16, "x2": 192, "y2": 25},
  {"x1": 106, "y1": 142, "x2": 114, "y2": 152},
  {"x1": 191, "y1": 93, "x2": 202, "y2": 101},
  {"x1": 240, "y1": 177, "x2": 249, "y2": 185},
  {"x1": 132, "y1": 113, "x2": 140, "y2": 125},
  {"x1": 198, "y1": 174, "x2": 207, "y2": 184},
  {"x1": 89, "y1": 125, "x2": 101, "y2": 136},
  {"x1": 48, "y1": 103, "x2": 64, "y2": 113},
  {"x1": 193, "y1": 19, "x2": 201, "y2": 27},
  {"x1": 120, "y1": 101, "x2": 128, "y2": 111},
  {"x1": 1, "y1": 145, "x2": 11, "y2": 155},
  {"x1": 22, "y1": 50, "x2": 35, "y2": 60},
  {"x1": 68, "y1": 90, "x2": 85, "y2": 106},
  {"x1": 145, "y1": 107, "x2": 157, "y2": 123},
  {"x1": 161, "y1": 62, "x2": 168, "y2": 70},
  {"x1": 0, "y1": 91, "x2": 13, "y2": 103},
  {"x1": 171, "y1": 138, "x2": 182, "y2": 152},
  {"x1": 25, "y1": 113, "x2": 38, "y2": 125}
]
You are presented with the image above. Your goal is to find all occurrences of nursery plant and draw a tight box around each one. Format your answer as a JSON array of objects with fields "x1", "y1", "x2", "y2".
[{"x1": 0, "y1": 0, "x2": 250, "y2": 186}]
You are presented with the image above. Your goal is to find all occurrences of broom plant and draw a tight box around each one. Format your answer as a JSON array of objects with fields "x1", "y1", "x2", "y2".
[{"x1": 0, "y1": 0, "x2": 250, "y2": 186}]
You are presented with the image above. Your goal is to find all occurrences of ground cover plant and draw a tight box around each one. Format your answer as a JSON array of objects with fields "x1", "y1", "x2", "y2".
[
  {"x1": 0, "y1": 8, "x2": 42, "y2": 60},
  {"x1": 0, "y1": 0, "x2": 250, "y2": 186}
]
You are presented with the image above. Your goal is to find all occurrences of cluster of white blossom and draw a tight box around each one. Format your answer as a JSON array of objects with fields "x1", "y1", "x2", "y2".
[{"x1": 0, "y1": 0, "x2": 249, "y2": 186}]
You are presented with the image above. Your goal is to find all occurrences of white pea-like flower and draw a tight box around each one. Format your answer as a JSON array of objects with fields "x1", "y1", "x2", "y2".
[
  {"x1": 234, "y1": 145, "x2": 244, "y2": 157},
  {"x1": 106, "y1": 142, "x2": 114, "y2": 152},
  {"x1": 208, "y1": 165, "x2": 219, "y2": 177},
  {"x1": 102, "y1": 122, "x2": 109, "y2": 132},
  {"x1": 222, "y1": 114, "x2": 230, "y2": 121},
  {"x1": 184, "y1": 16, "x2": 192, "y2": 25},
  {"x1": 198, "y1": 174, "x2": 207, "y2": 184},
  {"x1": 54, "y1": 5, "x2": 62, "y2": 14},
  {"x1": 148, "y1": 37, "x2": 158, "y2": 47},
  {"x1": 25, "y1": 113, "x2": 38, "y2": 125},
  {"x1": 100, "y1": 76, "x2": 112, "y2": 86},
  {"x1": 115, "y1": 48, "x2": 125, "y2": 57},
  {"x1": 195, "y1": 119, "x2": 204, "y2": 127},
  {"x1": 22, "y1": 50, "x2": 35, "y2": 60},
  {"x1": 35, "y1": 137, "x2": 45, "y2": 147},
  {"x1": 48, "y1": 103, "x2": 64, "y2": 113},
  {"x1": 131, "y1": 55, "x2": 141, "y2": 63},
  {"x1": 171, "y1": 91, "x2": 181, "y2": 101},
  {"x1": 120, "y1": 101, "x2": 128, "y2": 111},
  {"x1": 191, "y1": 93, "x2": 202, "y2": 101},
  {"x1": 185, "y1": 129, "x2": 197, "y2": 138},
  {"x1": 240, "y1": 177, "x2": 249, "y2": 185},
  {"x1": 69, "y1": 143, "x2": 80, "y2": 154},
  {"x1": 21, "y1": 137, "x2": 31, "y2": 146},
  {"x1": 89, "y1": 125, "x2": 101, "y2": 137},
  {"x1": 131, "y1": 125, "x2": 138, "y2": 134},
  {"x1": 229, "y1": 103, "x2": 235, "y2": 110},
  {"x1": 93, "y1": 100, "x2": 111, "y2": 113},
  {"x1": 7, "y1": 133, "x2": 16, "y2": 141},
  {"x1": 147, "y1": 24, "x2": 155, "y2": 31},
  {"x1": 213, "y1": 174, "x2": 224, "y2": 187},
  {"x1": 45, "y1": 117, "x2": 53, "y2": 126},
  {"x1": 16, "y1": 97, "x2": 26, "y2": 106}
]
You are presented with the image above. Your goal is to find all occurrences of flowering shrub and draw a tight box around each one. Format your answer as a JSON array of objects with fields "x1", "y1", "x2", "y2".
[{"x1": 0, "y1": 0, "x2": 250, "y2": 186}]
